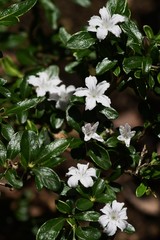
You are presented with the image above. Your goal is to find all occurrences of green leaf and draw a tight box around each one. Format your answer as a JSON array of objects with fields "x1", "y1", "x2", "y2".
[
  {"x1": 143, "y1": 25, "x2": 154, "y2": 39},
  {"x1": 59, "y1": 27, "x2": 71, "y2": 45},
  {"x1": 0, "y1": 140, "x2": 7, "y2": 165},
  {"x1": 100, "y1": 107, "x2": 118, "y2": 120},
  {"x1": 0, "y1": 86, "x2": 11, "y2": 97},
  {"x1": 36, "y1": 138, "x2": 70, "y2": 166},
  {"x1": 56, "y1": 200, "x2": 72, "y2": 214},
  {"x1": 6, "y1": 98, "x2": 44, "y2": 115},
  {"x1": 123, "y1": 56, "x2": 152, "y2": 74},
  {"x1": 75, "y1": 226, "x2": 101, "y2": 240},
  {"x1": 92, "y1": 178, "x2": 106, "y2": 196},
  {"x1": 66, "y1": 104, "x2": 82, "y2": 132},
  {"x1": 7, "y1": 132, "x2": 21, "y2": 159},
  {"x1": 5, "y1": 169, "x2": 23, "y2": 189},
  {"x1": 72, "y1": 0, "x2": 91, "y2": 8},
  {"x1": 74, "y1": 211, "x2": 100, "y2": 221},
  {"x1": 124, "y1": 223, "x2": 136, "y2": 234},
  {"x1": 36, "y1": 217, "x2": 65, "y2": 240},
  {"x1": 96, "y1": 58, "x2": 117, "y2": 75},
  {"x1": 0, "y1": 0, "x2": 37, "y2": 26},
  {"x1": 106, "y1": 136, "x2": 119, "y2": 147},
  {"x1": 67, "y1": 31, "x2": 96, "y2": 49},
  {"x1": 20, "y1": 130, "x2": 40, "y2": 168},
  {"x1": 87, "y1": 144, "x2": 111, "y2": 170},
  {"x1": 136, "y1": 182, "x2": 147, "y2": 197},
  {"x1": 121, "y1": 20, "x2": 142, "y2": 53},
  {"x1": 107, "y1": 0, "x2": 130, "y2": 17},
  {"x1": 1, "y1": 56, "x2": 23, "y2": 78},
  {"x1": 76, "y1": 198, "x2": 93, "y2": 211},
  {"x1": 1, "y1": 123, "x2": 14, "y2": 141},
  {"x1": 32, "y1": 166, "x2": 61, "y2": 191}
]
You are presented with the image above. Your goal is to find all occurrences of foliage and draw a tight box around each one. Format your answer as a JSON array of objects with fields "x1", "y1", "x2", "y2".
[{"x1": 0, "y1": 0, "x2": 159, "y2": 239}]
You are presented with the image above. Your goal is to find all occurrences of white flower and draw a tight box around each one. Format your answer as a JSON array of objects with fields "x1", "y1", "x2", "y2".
[
  {"x1": 27, "y1": 66, "x2": 62, "y2": 97},
  {"x1": 66, "y1": 163, "x2": 97, "y2": 188},
  {"x1": 74, "y1": 75, "x2": 111, "y2": 110},
  {"x1": 87, "y1": 6, "x2": 125, "y2": 41},
  {"x1": 117, "y1": 123, "x2": 136, "y2": 147},
  {"x1": 48, "y1": 84, "x2": 75, "y2": 110},
  {"x1": 82, "y1": 122, "x2": 104, "y2": 142},
  {"x1": 98, "y1": 200, "x2": 128, "y2": 236}
]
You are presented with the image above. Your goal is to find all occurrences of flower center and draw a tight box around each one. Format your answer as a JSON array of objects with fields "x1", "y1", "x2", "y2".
[{"x1": 110, "y1": 211, "x2": 118, "y2": 221}]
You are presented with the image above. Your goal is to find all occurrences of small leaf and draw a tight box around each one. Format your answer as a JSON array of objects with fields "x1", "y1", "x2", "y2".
[
  {"x1": 75, "y1": 226, "x2": 101, "y2": 240},
  {"x1": 87, "y1": 144, "x2": 111, "y2": 170},
  {"x1": 5, "y1": 169, "x2": 23, "y2": 189},
  {"x1": 92, "y1": 178, "x2": 106, "y2": 196},
  {"x1": 59, "y1": 27, "x2": 71, "y2": 45},
  {"x1": 67, "y1": 31, "x2": 96, "y2": 49},
  {"x1": 1, "y1": 56, "x2": 23, "y2": 78},
  {"x1": 36, "y1": 217, "x2": 65, "y2": 240},
  {"x1": 7, "y1": 132, "x2": 21, "y2": 159},
  {"x1": 75, "y1": 211, "x2": 100, "y2": 221},
  {"x1": 136, "y1": 182, "x2": 147, "y2": 197},
  {"x1": 76, "y1": 198, "x2": 93, "y2": 211},
  {"x1": 100, "y1": 107, "x2": 118, "y2": 120},
  {"x1": 0, "y1": 140, "x2": 7, "y2": 165},
  {"x1": 96, "y1": 58, "x2": 117, "y2": 75},
  {"x1": 124, "y1": 223, "x2": 136, "y2": 234},
  {"x1": 143, "y1": 25, "x2": 154, "y2": 39},
  {"x1": 56, "y1": 200, "x2": 72, "y2": 214},
  {"x1": 32, "y1": 166, "x2": 61, "y2": 191},
  {"x1": 1, "y1": 123, "x2": 14, "y2": 141}
]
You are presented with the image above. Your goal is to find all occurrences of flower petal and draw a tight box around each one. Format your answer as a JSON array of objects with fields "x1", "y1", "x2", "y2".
[
  {"x1": 104, "y1": 221, "x2": 117, "y2": 236},
  {"x1": 85, "y1": 96, "x2": 97, "y2": 110},
  {"x1": 67, "y1": 175, "x2": 79, "y2": 187},
  {"x1": 85, "y1": 76, "x2": 97, "y2": 90},
  {"x1": 99, "y1": 7, "x2": 110, "y2": 21},
  {"x1": 80, "y1": 176, "x2": 94, "y2": 188},
  {"x1": 74, "y1": 88, "x2": 89, "y2": 97},
  {"x1": 109, "y1": 25, "x2": 122, "y2": 37},
  {"x1": 97, "y1": 27, "x2": 108, "y2": 40},
  {"x1": 111, "y1": 14, "x2": 125, "y2": 25},
  {"x1": 96, "y1": 95, "x2": 111, "y2": 107}
]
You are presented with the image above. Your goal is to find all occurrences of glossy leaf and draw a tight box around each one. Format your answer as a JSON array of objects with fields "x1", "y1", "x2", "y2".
[
  {"x1": 74, "y1": 211, "x2": 100, "y2": 221},
  {"x1": 32, "y1": 166, "x2": 61, "y2": 191},
  {"x1": 136, "y1": 182, "x2": 147, "y2": 197},
  {"x1": 0, "y1": 140, "x2": 7, "y2": 165},
  {"x1": 100, "y1": 107, "x2": 118, "y2": 120},
  {"x1": 96, "y1": 58, "x2": 117, "y2": 75},
  {"x1": 75, "y1": 226, "x2": 101, "y2": 240},
  {"x1": 67, "y1": 31, "x2": 96, "y2": 49},
  {"x1": 107, "y1": 0, "x2": 130, "y2": 16},
  {"x1": 36, "y1": 217, "x2": 65, "y2": 240},
  {"x1": 1, "y1": 123, "x2": 14, "y2": 141},
  {"x1": 56, "y1": 200, "x2": 72, "y2": 214},
  {"x1": 7, "y1": 132, "x2": 21, "y2": 159},
  {"x1": 76, "y1": 198, "x2": 93, "y2": 211},
  {"x1": 5, "y1": 169, "x2": 23, "y2": 189},
  {"x1": 87, "y1": 144, "x2": 111, "y2": 170}
]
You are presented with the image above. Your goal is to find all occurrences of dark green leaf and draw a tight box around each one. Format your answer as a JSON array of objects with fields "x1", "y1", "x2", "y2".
[
  {"x1": 87, "y1": 144, "x2": 111, "y2": 170},
  {"x1": 72, "y1": 0, "x2": 91, "y2": 8},
  {"x1": 143, "y1": 25, "x2": 154, "y2": 39},
  {"x1": 124, "y1": 223, "x2": 135, "y2": 234},
  {"x1": 0, "y1": 0, "x2": 37, "y2": 25},
  {"x1": 36, "y1": 217, "x2": 65, "y2": 240},
  {"x1": 32, "y1": 166, "x2": 61, "y2": 191},
  {"x1": 1, "y1": 123, "x2": 14, "y2": 141},
  {"x1": 76, "y1": 198, "x2": 93, "y2": 211},
  {"x1": 107, "y1": 0, "x2": 130, "y2": 16},
  {"x1": 0, "y1": 86, "x2": 11, "y2": 97},
  {"x1": 59, "y1": 27, "x2": 71, "y2": 45},
  {"x1": 75, "y1": 226, "x2": 101, "y2": 240},
  {"x1": 6, "y1": 98, "x2": 44, "y2": 115},
  {"x1": 0, "y1": 140, "x2": 7, "y2": 165},
  {"x1": 1, "y1": 56, "x2": 23, "y2": 77},
  {"x1": 106, "y1": 136, "x2": 119, "y2": 147},
  {"x1": 56, "y1": 200, "x2": 72, "y2": 214},
  {"x1": 5, "y1": 169, "x2": 23, "y2": 189},
  {"x1": 96, "y1": 58, "x2": 117, "y2": 75},
  {"x1": 7, "y1": 132, "x2": 21, "y2": 159},
  {"x1": 92, "y1": 178, "x2": 106, "y2": 196},
  {"x1": 67, "y1": 31, "x2": 96, "y2": 49},
  {"x1": 36, "y1": 138, "x2": 70, "y2": 166},
  {"x1": 20, "y1": 130, "x2": 40, "y2": 168},
  {"x1": 100, "y1": 107, "x2": 118, "y2": 120},
  {"x1": 50, "y1": 113, "x2": 64, "y2": 129},
  {"x1": 66, "y1": 105, "x2": 82, "y2": 132},
  {"x1": 74, "y1": 211, "x2": 100, "y2": 221}
]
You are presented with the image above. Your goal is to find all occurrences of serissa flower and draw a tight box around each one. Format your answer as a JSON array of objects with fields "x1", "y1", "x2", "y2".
[
  {"x1": 48, "y1": 84, "x2": 75, "y2": 110},
  {"x1": 27, "y1": 66, "x2": 62, "y2": 97},
  {"x1": 82, "y1": 122, "x2": 104, "y2": 142},
  {"x1": 66, "y1": 163, "x2": 97, "y2": 188},
  {"x1": 87, "y1": 6, "x2": 125, "y2": 41},
  {"x1": 117, "y1": 123, "x2": 136, "y2": 147},
  {"x1": 74, "y1": 75, "x2": 111, "y2": 111},
  {"x1": 98, "y1": 200, "x2": 128, "y2": 236}
]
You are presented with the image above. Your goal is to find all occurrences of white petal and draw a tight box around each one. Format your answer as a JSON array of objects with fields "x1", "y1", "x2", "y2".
[
  {"x1": 109, "y1": 25, "x2": 122, "y2": 37},
  {"x1": 99, "y1": 7, "x2": 111, "y2": 21},
  {"x1": 77, "y1": 163, "x2": 89, "y2": 172},
  {"x1": 100, "y1": 204, "x2": 112, "y2": 215},
  {"x1": 88, "y1": 16, "x2": 102, "y2": 29},
  {"x1": 117, "y1": 220, "x2": 127, "y2": 231},
  {"x1": 104, "y1": 221, "x2": 117, "y2": 236},
  {"x1": 111, "y1": 14, "x2": 125, "y2": 25},
  {"x1": 66, "y1": 85, "x2": 76, "y2": 93},
  {"x1": 99, "y1": 215, "x2": 109, "y2": 228},
  {"x1": 86, "y1": 167, "x2": 97, "y2": 177},
  {"x1": 85, "y1": 76, "x2": 97, "y2": 90},
  {"x1": 112, "y1": 200, "x2": 124, "y2": 212},
  {"x1": 80, "y1": 176, "x2": 94, "y2": 188},
  {"x1": 96, "y1": 95, "x2": 111, "y2": 107},
  {"x1": 67, "y1": 175, "x2": 79, "y2": 187},
  {"x1": 48, "y1": 92, "x2": 59, "y2": 101},
  {"x1": 66, "y1": 166, "x2": 78, "y2": 176},
  {"x1": 74, "y1": 88, "x2": 89, "y2": 97},
  {"x1": 36, "y1": 88, "x2": 46, "y2": 97},
  {"x1": 96, "y1": 27, "x2": 108, "y2": 40},
  {"x1": 97, "y1": 81, "x2": 110, "y2": 94},
  {"x1": 92, "y1": 133, "x2": 104, "y2": 142},
  {"x1": 85, "y1": 96, "x2": 97, "y2": 110},
  {"x1": 91, "y1": 122, "x2": 99, "y2": 132}
]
